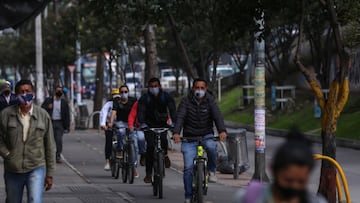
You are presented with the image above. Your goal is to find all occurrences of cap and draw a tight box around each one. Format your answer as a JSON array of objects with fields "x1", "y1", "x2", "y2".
[{"x1": 111, "y1": 88, "x2": 120, "y2": 95}]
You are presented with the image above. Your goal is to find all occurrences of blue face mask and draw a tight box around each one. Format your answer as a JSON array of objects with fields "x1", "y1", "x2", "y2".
[
  {"x1": 149, "y1": 87, "x2": 160, "y2": 96},
  {"x1": 18, "y1": 93, "x2": 34, "y2": 106},
  {"x1": 120, "y1": 93, "x2": 128, "y2": 99},
  {"x1": 194, "y1": 89, "x2": 206, "y2": 99}
]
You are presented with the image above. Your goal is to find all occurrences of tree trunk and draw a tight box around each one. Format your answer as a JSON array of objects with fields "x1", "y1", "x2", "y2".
[
  {"x1": 144, "y1": 24, "x2": 158, "y2": 83},
  {"x1": 93, "y1": 52, "x2": 104, "y2": 129}
]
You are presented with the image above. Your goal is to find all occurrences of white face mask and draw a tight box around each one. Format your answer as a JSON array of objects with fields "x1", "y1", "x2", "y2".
[
  {"x1": 194, "y1": 89, "x2": 205, "y2": 99},
  {"x1": 120, "y1": 93, "x2": 128, "y2": 99},
  {"x1": 149, "y1": 87, "x2": 160, "y2": 96}
]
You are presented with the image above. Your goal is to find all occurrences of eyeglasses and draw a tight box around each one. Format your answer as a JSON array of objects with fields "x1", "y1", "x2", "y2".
[{"x1": 120, "y1": 91, "x2": 128, "y2": 93}]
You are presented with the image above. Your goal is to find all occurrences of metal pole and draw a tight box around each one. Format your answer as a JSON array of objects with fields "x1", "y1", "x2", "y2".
[
  {"x1": 70, "y1": 71, "x2": 75, "y2": 130},
  {"x1": 218, "y1": 77, "x2": 222, "y2": 102},
  {"x1": 76, "y1": 40, "x2": 82, "y2": 105},
  {"x1": 252, "y1": 4, "x2": 269, "y2": 182},
  {"x1": 35, "y1": 14, "x2": 44, "y2": 105}
]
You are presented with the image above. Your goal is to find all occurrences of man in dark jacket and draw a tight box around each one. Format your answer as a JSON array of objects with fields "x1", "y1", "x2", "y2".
[
  {"x1": 0, "y1": 81, "x2": 18, "y2": 112},
  {"x1": 137, "y1": 77, "x2": 177, "y2": 183},
  {"x1": 173, "y1": 78, "x2": 227, "y2": 203},
  {"x1": 42, "y1": 86, "x2": 70, "y2": 163}
]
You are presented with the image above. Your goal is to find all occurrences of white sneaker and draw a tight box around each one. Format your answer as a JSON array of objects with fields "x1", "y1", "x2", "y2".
[
  {"x1": 184, "y1": 199, "x2": 191, "y2": 203},
  {"x1": 104, "y1": 163, "x2": 110, "y2": 171},
  {"x1": 134, "y1": 169, "x2": 140, "y2": 178},
  {"x1": 209, "y1": 172, "x2": 217, "y2": 183}
]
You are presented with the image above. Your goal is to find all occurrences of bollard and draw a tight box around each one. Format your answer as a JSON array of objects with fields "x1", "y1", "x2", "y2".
[{"x1": 226, "y1": 128, "x2": 250, "y2": 179}]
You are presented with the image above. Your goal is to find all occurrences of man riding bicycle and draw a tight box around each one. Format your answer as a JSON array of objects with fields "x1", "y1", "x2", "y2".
[
  {"x1": 173, "y1": 78, "x2": 227, "y2": 203},
  {"x1": 137, "y1": 77, "x2": 177, "y2": 184},
  {"x1": 108, "y1": 85, "x2": 138, "y2": 177}
]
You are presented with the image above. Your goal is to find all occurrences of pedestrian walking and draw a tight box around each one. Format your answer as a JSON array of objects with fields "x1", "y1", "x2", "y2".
[
  {"x1": 0, "y1": 79, "x2": 56, "y2": 203},
  {"x1": 137, "y1": 77, "x2": 177, "y2": 184},
  {"x1": 42, "y1": 86, "x2": 70, "y2": 163},
  {"x1": 0, "y1": 80, "x2": 18, "y2": 112},
  {"x1": 172, "y1": 78, "x2": 227, "y2": 203}
]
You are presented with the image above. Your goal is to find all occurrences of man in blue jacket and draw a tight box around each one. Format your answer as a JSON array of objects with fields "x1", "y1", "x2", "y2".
[{"x1": 173, "y1": 78, "x2": 227, "y2": 203}]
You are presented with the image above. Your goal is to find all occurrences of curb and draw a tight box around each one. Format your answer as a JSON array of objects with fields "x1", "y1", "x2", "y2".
[{"x1": 225, "y1": 121, "x2": 360, "y2": 150}]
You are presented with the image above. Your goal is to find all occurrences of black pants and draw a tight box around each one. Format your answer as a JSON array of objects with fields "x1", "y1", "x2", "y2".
[
  {"x1": 105, "y1": 129, "x2": 113, "y2": 160},
  {"x1": 144, "y1": 131, "x2": 168, "y2": 176},
  {"x1": 52, "y1": 120, "x2": 64, "y2": 161}
]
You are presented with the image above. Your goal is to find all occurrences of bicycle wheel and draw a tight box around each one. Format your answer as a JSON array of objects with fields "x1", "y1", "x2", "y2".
[
  {"x1": 110, "y1": 150, "x2": 116, "y2": 177},
  {"x1": 128, "y1": 143, "x2": 135, "y2": 184},
  {"x1": 115, "y1": 158, "x2": 120, "y2": 179},
  {"x1": 195, "y1": 161, "x2": 205, "y2": 203},
  {"x1": 122, "y1": 149, "x2": 128, "y2": 183},
  {"x1": 157, "y1": 152, "x2": 164, "y2": 199}
]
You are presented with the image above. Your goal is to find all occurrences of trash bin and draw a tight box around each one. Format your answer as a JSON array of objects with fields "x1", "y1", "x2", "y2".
[
  {"x1": 226, "y1": 128, "x2": 249, "y2": 178},
  {"x1": 75, "y1": 104, "x2": 89, "y2": 129}
]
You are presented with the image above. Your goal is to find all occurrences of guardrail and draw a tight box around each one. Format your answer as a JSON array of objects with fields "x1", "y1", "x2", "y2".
[{"x1": 313, "y1": 154, "x2": 351, "y2": 203}]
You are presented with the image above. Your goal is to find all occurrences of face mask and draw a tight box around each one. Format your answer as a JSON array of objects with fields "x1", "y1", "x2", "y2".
[
  {"x1": 149, "y1": 87, "x2": 160, "y2": 96},
  {"x1": 18, "y1": 93, "x2": 34, "y2": 107},
  {"x1": 120, "y1": 93, "x2": 128, "y2": 99},
  {"x1": 55, "y1": 91, "x2": 63, "y2": 97},
  {"x1": 194, "y1": 89, "x2": 205, "y2": 99},
  {"x1": 274, "y1": 180, "x2": 306, "y2": 199}
]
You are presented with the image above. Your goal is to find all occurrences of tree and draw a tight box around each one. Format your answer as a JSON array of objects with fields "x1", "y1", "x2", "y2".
[{"x1": 293, "y1": 0, "x2": 359, "y2": 201}]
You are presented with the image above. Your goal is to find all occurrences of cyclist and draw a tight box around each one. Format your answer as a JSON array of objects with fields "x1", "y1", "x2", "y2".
[
  {"x1": 128, "y1": 100, "x2": 146, "y2": 167},
  {"x1": 108, "y1": 85, "x2": 138, "y2": 176},
  {"x1": 99, "y1": 89, "x2": 121, "y2": 170},
  {"x1": 137, "y1": 77, "x2": 177, "y2": 184},
  {"x1": 172, "y1": 78, "x2": 227, "y2": 203}
]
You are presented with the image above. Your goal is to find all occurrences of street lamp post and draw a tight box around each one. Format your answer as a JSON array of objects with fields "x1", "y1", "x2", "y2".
[
  {"x1": 76, "y1": 40, "x2": 82, "y2": 105},
  {"x1": 252, "y1": 5, "x2": 269, "y2": 182}
]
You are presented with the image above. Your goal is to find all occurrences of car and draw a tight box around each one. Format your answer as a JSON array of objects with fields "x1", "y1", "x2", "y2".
[{"x1": 208, "y1": 64, "x2": 237, "y2": 80}]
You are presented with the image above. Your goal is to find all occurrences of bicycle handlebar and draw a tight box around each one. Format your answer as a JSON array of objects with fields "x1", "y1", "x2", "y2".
[
  {"x1": 178, "y1": 136, "x2": 221, "y2": 142},
  {"x1": 142, "y1": 127, "x2": 170, "y2": 134}
]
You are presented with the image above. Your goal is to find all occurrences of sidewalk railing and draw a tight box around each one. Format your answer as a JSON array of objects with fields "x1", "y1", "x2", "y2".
[{"x1": 313, "y1": 154, "x2": 351, "y2": 203}]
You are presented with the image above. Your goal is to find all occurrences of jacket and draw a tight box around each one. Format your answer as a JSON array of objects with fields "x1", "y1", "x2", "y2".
[
  {"x1": 41, "y1": 97, "x2": 71, "y2": 130},
  {"x1": 0, "y1": 104, "x2": 56, "y2": 177},
  {"x1": 128, "y1": 100, "x2": 139, "y2": 128},
  {"x1": 173, "y1": 91, "x2": 227, "y2": 137},
  {"x1": 100, "y1": 100, "x2": 113, "y2": 126},
  {"x1": 137, "y1": 90, "x2": 176, "y2": 128},
  {"x1": 0, "y1": 93, "x2": 18, "y2": 112}
]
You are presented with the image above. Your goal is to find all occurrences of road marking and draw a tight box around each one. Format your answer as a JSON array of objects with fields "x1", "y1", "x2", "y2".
[{"x1": 61, "y1": 155, "x2": 92, "y2": 184}]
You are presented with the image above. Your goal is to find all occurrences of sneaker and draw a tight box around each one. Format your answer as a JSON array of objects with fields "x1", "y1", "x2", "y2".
[
  {"x1": 209, "y1": 172, "x2": 217, "y2": 183},
  {"x1": 165, "y1": 156, "x2": 171, "y2": 168},
  {"x1": 184, "y1": 199, "x2": 191, "y2": 203},
  {"x1": 134, "y1": 169, "x2": 139, "y2": 178},
  {"x1": 143, "y1": 175, "x2": 152, "y2": 183},
  {"x1": 140, "y1": 154, "x2": 145, "y2": 166},
  {"x1": 104, "y1": 163, "x2": 110, "y2": 171},
  {"x1": 56, "y1": 159, "x2": 63, "y2": 164}
]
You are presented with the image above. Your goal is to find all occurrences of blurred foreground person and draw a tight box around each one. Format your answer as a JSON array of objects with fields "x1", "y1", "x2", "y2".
[{"x1": 233, "y1": 129, "x2": 327, "y2": 203}]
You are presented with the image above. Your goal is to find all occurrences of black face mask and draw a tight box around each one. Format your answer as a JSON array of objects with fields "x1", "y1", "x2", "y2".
[
  {"x1": 55, "y1": 92, "x2": 63, "y2": 97},
  {"x1": 274, "y1": 181, "x2": 307, "y2": 200}
]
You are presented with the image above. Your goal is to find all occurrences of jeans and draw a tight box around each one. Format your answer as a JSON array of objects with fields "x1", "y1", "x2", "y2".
[
  {"x1": 130, "y1": 130, "x2": 146, "y2": 166},
  {"x1": 181, "y1": 134, "x2": 217, "y2": 199},
  {"x1": 4, "y1": 166, "x2": 46, "y2": 203},
  {"x1": 114, "y1": 121, "x2": 127, "y2": 151}
]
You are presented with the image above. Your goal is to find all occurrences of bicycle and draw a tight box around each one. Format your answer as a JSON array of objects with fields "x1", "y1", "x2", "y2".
[
  {"x1": 110, "y1": 126, "x2": 135, "y2": 183},
  {"x1": 180, "y1": 136, "x2": 220, "y2": 203},
  {"x1": 143, "y1": 127, "x2": 169, "y2": 199},
  {"x1": 121, "y1": 129, "x2": 136, "y2": 184}
]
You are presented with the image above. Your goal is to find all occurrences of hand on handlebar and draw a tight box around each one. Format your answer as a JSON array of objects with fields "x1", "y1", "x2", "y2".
[
  {"x1": 219, "y1": 131, "x2": 227, "y2": 141},
  {"x1": 172, "y1": 133, "x2": 181, "y2": 144}
]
